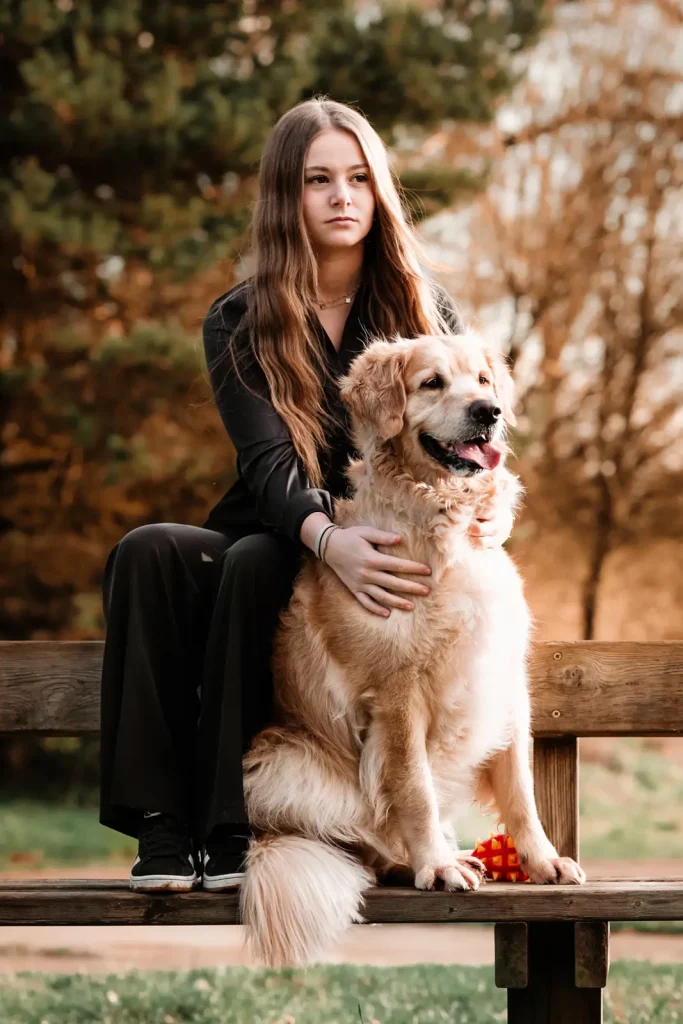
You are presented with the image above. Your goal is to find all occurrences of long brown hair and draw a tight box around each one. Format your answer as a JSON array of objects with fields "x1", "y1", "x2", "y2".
[{"x1": 214, "y1": 96, "x2": 456, "y2": 488}]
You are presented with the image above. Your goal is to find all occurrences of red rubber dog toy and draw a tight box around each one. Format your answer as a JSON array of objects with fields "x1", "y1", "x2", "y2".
[{"x1": 471, "y1": 832, "x2": 529, "y2": 882}]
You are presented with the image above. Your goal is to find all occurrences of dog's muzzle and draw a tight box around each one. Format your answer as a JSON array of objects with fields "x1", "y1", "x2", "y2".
[{"x1": 419, "y1": 402, "x2": 503, "y2": 474}]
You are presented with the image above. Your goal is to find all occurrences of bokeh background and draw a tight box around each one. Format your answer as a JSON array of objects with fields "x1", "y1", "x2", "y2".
[
  {"x1": 1, "y1": 0, "x2": 683, "y2": 1019},
  {"x1": 2, "y1": 1, "x2": 681, "y2": 645}
]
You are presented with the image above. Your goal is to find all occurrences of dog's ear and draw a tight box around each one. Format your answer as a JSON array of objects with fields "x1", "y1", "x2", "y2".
[
  {"x1": 484, "y1": 347, "x2": 517, "y2": 428},
  {"x1": 339, "y1": 340, "x2": 409, "y2": 440}
]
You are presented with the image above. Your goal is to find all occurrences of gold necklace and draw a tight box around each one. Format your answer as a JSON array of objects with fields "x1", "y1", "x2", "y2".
[{"x1": 314, "y1": 285, "x2": 360, "y2": 310}]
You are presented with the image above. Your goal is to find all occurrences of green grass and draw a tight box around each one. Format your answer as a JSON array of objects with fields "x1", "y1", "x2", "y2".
[
  {"x1": 0, "y1": 799, "x2": 135, "y2": 871},
  {"x1": 611, "y1": 920, "x2": 683, "y2": 934},
  {"x1": 1, "y1": 963, "x2": 683, "y2": 1023},
  {"x1": 579, "y1": 739, "x2": 683, "y2": 859}
]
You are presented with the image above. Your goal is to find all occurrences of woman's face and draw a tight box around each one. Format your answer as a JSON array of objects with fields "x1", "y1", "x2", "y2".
[{"x1": 302, "y1": 128, "x2": 376, "y2": 254}]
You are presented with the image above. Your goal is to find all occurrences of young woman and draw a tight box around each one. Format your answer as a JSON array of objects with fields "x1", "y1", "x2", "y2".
[{"x1": 99, "y1": 97, "x2": 513, "y2": 894}]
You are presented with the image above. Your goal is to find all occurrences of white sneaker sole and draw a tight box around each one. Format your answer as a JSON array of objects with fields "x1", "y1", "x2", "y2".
[
  {"x1": 129, "y1": 873, "x2": 199, "y2": 893},
  {"x1": 202, "y1": 872, "x2": 244, "y2": 891}
]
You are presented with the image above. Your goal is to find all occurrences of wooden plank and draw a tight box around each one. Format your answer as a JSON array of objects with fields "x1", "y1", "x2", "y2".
[
  {"x1": 495, "y1": 922, "x2": 528, "y2": 988},
  {"x1": 533, "y1": 736, "x2": 579, "y2": 860},
  {"x1": 575, "y1": 922, "x2": 610, "y2": 988},
  {"x1": 508, "y1": 922, "x2": 602, "y2": 1024},
  {"x1": 0, "y1": 880, "x2": 682, "y2": 926},
  {"x1": 531, "y1": 641, "x2": 683, "y2": 736},
  {"x1": 3, "y1": 874, "x2": 677, "y2": 890},
  {"x1": 2, "y1": 641, "x2": 683, "y2": 736},
  {"x1": 0, "y1": 642, "x2": 102, "y2": 734}
]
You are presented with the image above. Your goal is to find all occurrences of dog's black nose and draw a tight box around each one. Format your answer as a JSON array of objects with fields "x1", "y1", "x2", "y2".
[{"x1": 469, "y1": 400, "x2": 501, "y2": 427}]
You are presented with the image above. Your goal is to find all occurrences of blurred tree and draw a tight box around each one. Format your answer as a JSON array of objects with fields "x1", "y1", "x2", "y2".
[
  {"x1": 436, "y1": 0, "x2": 683, "y2": 639},
  {"x1": 0, "y1": 0, "x2": 546, "y2": 640}
]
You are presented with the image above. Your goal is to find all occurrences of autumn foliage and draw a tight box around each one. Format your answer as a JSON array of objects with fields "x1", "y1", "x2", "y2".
[
  {"x1": 2, "y1": 0, "x2": 681, "y2": 645},
  {"x1": 0, "y1": 0, "x2": 546, "y2": 639}
]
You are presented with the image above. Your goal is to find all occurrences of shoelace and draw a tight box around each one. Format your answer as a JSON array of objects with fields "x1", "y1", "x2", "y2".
[
  {"x1": 139, "y1": 814, "x2": 192, "y2": 861},
  {"x1": 204, "y1": 831, "x2": 249, "y2": 871}
]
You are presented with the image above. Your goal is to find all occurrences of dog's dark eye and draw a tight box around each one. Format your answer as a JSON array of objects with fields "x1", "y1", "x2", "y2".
[
  {"x1": 421, "y1": 374, "x2": 444, "y2": 389},
  {"x1": 479, "y1": 374, "x2": 490, "y2": 386}
]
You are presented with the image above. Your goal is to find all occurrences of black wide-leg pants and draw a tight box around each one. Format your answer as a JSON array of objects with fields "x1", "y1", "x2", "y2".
[{"x1": 99, "y1": 522, "x2": 303, "y2": 846}]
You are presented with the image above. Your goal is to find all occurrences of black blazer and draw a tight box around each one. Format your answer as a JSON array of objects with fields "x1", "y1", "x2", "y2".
[{"x1": 201, "y1": 276, "x2": 464, "y2": 545}]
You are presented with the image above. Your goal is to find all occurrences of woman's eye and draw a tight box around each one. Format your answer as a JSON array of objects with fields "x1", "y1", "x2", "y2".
[
  {"x1": 479, "y1": 374, "x2": 490, "y2": 386},
  {"x1": 306, "y1": 174, "x2": 369, "y2": 184},
  {"x1": 421, "y1": 375, "x2": 444, "y2": 389}
]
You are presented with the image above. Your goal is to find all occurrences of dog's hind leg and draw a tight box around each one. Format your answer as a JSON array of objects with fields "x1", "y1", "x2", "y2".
[
  {"x1": 240, "y1": 726, "x2": 387, "y2": 967},
  {"x1": 243, "y1": 725, "x2": 375, "y2": 848}
]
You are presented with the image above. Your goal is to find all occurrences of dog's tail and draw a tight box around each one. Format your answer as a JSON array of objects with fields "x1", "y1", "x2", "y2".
[{"x1": 240, "y1": 834, "x2": 374, "y2": 967}]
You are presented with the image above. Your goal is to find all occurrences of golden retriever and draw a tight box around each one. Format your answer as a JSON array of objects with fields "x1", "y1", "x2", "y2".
[{"x1": 240, "y1": 328, "x2": 586, "y2": 967}]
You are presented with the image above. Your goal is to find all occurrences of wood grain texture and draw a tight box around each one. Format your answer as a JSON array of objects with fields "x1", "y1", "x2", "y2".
[
  {"x1": 0, "y1": 642, "x2": 102, "y2": 734},
  {"x1": 495, "y1": 922, "x2": 528, "y2": 988},
  {"x1": 2, "y1": 640, "x2": 683, "y2": 735},
  {"x1": 0, "y1": 880, "x2": 682, "y2": 927},
  {"x1": 575, "y1": 922, "x2": 610, "y2": 988},
  {"x1": 533, "y1": 737, "x2": 579, "y2": 860},
  {"x1": 508, "y1": 923, "x2": 602, "y2": 1024},
  {"x1": 530, "y1": 641, "x2": 683, "y2": 736}
]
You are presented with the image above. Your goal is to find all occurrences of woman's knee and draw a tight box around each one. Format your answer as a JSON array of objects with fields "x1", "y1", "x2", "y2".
[
  {"x1": 109, "y1": 523, "x2": 188, "y2": 561},
  {"x1": 102, "y1": 524, "x2": 205, "y2": 616},
  {"x1": 220, "y1": 531, "x2": 302, "y2": 587}
]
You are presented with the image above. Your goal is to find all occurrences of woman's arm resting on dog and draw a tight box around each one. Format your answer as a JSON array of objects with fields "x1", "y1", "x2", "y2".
[
  {"x1": 299, "y1": 511, "x2": 335, "y2": 552},
  {"x1": 203, "y1": 300, "x2": 334, "y2": 547},
  {"x1": 318, "y1": 524, "x2": 433, "y2": 618}
]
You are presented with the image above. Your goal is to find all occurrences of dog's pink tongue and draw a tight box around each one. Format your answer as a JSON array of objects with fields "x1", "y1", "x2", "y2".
[{"x1": 455, "y1": 441, "x2": 502, "y2": 470}]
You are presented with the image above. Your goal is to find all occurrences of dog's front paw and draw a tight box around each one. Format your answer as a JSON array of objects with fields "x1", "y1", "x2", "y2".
[
  {"x1": 525, "y1": 855, "x2": 586, "y2": 885},
  {"x1": 414, "y1": 853, "x2": 486, "y2": 892}
]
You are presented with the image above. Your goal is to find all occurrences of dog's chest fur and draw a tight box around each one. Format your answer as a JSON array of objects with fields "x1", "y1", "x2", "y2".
[
  {"x1": 273, "y1": 466, "x2": 531, "y2": 828},
  {"x1": 362, "y1": 541, "x2": 529, "y2": 763},
  {"x1": 296, "y1": 532, "x2": 529, "y2": 787}
]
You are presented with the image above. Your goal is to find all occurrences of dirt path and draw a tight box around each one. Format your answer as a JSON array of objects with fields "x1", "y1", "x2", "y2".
[
  {"x1": 4, "y1": 922, "x2": 683, "y2": 975},
  {"x1": 1, "y1": 859, "x2": 682, "y2": 974}
]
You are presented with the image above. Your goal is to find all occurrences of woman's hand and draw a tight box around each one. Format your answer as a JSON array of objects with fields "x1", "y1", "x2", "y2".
[
  {"x1": 468, "y1": 506, "x2": 515, "y2": 549},
  {"x1": 322, "y1": 526, "x2": 432, "y2": 617}
]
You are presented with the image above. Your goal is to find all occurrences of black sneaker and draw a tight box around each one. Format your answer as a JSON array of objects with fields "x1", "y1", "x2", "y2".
[
  {"x1": 202, "y1": 825, "x2": 248, "y2": 891},
  {"x1": 130, "y1": 811, "x2": 199, "y2": 893}
]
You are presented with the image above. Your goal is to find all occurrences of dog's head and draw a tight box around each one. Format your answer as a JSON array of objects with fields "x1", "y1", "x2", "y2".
[{"x1": 338, "y1": 329, "x2": 516, "y2": 478}]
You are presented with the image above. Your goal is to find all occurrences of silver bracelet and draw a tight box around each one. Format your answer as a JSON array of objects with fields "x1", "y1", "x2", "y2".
[
  {"x1": 314, "y1": 522, "x2": 336, "y2": 560},
  {"x1": 313, "y1": 522, "x2": 332, "y2": 558}
]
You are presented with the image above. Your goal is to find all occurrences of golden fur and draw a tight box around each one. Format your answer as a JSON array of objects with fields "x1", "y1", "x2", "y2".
[{"x1": 240, "y1": 329, "x2": 586, "y2": 967}]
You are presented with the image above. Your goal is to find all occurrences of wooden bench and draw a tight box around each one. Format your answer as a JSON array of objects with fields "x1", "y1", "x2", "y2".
[{"x1": 1, "y1": 640, "x2": 682, "y2": 1023}]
